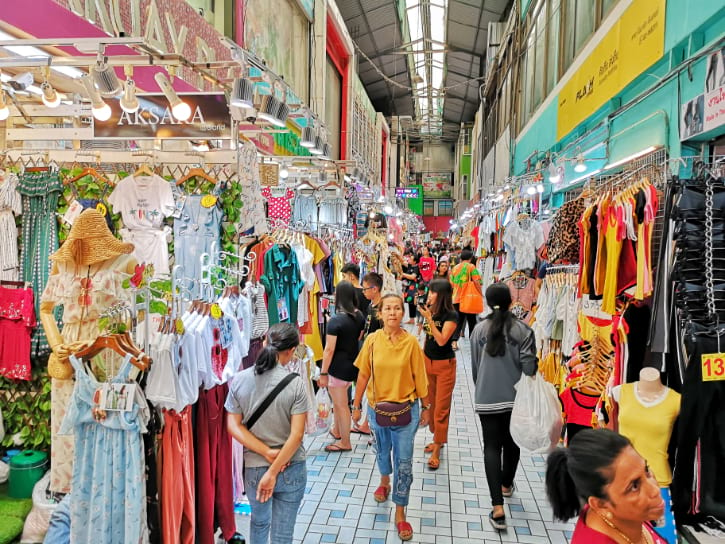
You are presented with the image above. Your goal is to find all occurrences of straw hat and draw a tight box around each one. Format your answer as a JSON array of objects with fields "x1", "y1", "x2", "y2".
[{"x1": 51, "y1": 209, "x2": 134, "y2": 265}]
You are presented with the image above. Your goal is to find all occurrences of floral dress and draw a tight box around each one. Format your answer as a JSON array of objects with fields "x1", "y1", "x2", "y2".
[
  {"x1": 41, "y1": 254, "x2": 133, "y2": 493},
  {"x1": 0, "y1": 173, "x2": 22, "y2": 281},
  {"x1": 60, "y1": 354, "x2": 149, "y2": 544}
]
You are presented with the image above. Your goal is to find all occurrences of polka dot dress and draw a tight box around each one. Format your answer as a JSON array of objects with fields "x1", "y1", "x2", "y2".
[{"x1": 262, "y1": 187, "x2": 295, "y2": 226}]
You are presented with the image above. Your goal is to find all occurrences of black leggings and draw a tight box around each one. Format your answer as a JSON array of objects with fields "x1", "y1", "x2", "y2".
[
  {"x1": 479, "y1": 411, "x2": 521, "y2": 506},
  {"x1": 408, "y1": 301, "x2": 417, "y2": 321},
  {"x1": 453, "y1": 303, "x2": 478, "y2": 340}
]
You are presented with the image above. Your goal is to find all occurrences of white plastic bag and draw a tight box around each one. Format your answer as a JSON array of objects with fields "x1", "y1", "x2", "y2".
[
  {"x1": 21, "y1": 472, "x2": 56, "y2": 543},
  {"x1": 311, "y1": 388, "x2": 333, "y2": 436},
  {"x1": 510, "y1": 373, "x2": 563, "y2": 453}
]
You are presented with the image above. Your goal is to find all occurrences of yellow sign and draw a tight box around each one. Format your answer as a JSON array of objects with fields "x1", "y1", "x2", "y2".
[
  {"x1": 556, "y1": 0, "x2": 666, "y2": 140},
  {"x1": 701, "y1": 353, "x2": 725, "y2": 382}
]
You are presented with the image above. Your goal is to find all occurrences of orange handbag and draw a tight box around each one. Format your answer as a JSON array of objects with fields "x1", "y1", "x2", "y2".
[{"x1": 459, "y1": 267, "x2": 483, "y2": 314}]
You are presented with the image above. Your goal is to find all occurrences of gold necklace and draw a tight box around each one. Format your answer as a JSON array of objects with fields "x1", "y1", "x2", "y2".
[{"x1": 593, "y1": 509, "x2": 653, "y2": 544}]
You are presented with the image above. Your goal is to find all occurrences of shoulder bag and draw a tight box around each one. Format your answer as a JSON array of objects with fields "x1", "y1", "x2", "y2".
[
  {"x1": 459, "y1": 264, "x2": 484, "y2": 315},
  {"x1": 370, "y1": 339, "x2": 413, "y2": 427},
  {"x1": 245, "y1": 373, "x2": 299, "y2": 430}
]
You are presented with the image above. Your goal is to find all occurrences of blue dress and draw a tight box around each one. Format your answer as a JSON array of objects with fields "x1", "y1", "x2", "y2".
[
  {"x1": 60, "y1": 354, "x2": 149, "y2": 544},
  {"x1": 174, "y1": 195, "x2": 222, "y2": 296}
]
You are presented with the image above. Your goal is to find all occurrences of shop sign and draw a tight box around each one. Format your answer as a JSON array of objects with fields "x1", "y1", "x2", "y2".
[
  {"x1": 58, "y1": 0, "x2": 230, "y2": 65},
  {"x1": 395, "y1": 187, "x2": 420, "y2": 198},
  {"x1": 701, "y1": 353, "x2": 725, "y2": 382},
  {"x1": 681, "y1": 53, "x2": 725, "y2": 140},
  {"x1": 557, "y1": 0, "x2": 666, "y2": 140},
  {"x1": 93, "y1": 93, "x2": 231, "y2": 139},
  {"x1": 422, "y1": 173, "x2": 453, "y2": 198}
]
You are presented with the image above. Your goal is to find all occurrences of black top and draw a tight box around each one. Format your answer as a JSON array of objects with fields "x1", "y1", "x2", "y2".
[
  {"x1": 354, "y1": 287, "x2": 370, "y2": 313},
  {"x1": 364, "y1": 301, "x2": 383, "y2": 337},
  {"x1": 424, "y1": 310, "x2": 459, "y2": 360},
  {"x1": 327, "y1": 311, "x2": 366, "y2": 381}
]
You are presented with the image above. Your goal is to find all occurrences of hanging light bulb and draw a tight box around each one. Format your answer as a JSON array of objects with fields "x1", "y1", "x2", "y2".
[
  {"x1": 40, "y1": 81, "x2": 60, "y2": 108},
  {"x1": 91, "y1": 54, "x2": 122, "y2": 97},
  {"x1": 548, "y1": 161, "x2": 561, "y2": 183},
  {"x1": 154, "y1": 71, "x2": 191, "y2": 121},
  {"x1": 526, "y1": 186, "x2": 537, "y2": 195},
  {"x1": 0, "y1": 90, "x2": 9, "y2": 121},
  {"x1": 574, "y1": 153, "x2": 587, "y2": 173},
  {"x1": 80, "y1": 75, "x2": 112, "y2": 122},
  {"x1": 384, "y1": 204, "x2": 393, "y2": 215},
  {"x1": 120, "y1": 79, "x2": 139, "y2": 113},
  {"x1": 279, "y1": 162, "x2": 289, "y2": 179},
  {"x1": 536, "y1": 183, "x2": 544, "y2": 193}
]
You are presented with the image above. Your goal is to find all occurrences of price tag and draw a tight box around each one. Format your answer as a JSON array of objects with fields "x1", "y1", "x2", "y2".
[{"x1": 701, "y1": 353, "x2": 725, "y2": 381}]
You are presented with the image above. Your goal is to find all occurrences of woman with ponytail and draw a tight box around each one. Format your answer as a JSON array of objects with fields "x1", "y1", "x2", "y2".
[
  {"x1": 226, "y1": 323, "x2": 310, "y2": 544},
  {"x1": 546, "y1": 429, "x2": 667, "y2": 543},
  {"x1": 469, "y1": 283, "x2": 537, "y2": 531}
]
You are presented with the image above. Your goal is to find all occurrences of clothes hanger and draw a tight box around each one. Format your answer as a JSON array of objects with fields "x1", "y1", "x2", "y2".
[
  {"x1": 74, "y1": 335, "x2": 150, "y2": 371},
  {"x1": 63, "y1": 167, "x2": 111, "y2": 186},
  {"x1": 133, "y1": 163, "x2": 155, "y2": 177},
  {"x1": 176, "y1": 167, "x2": 217, "y2": 186}
]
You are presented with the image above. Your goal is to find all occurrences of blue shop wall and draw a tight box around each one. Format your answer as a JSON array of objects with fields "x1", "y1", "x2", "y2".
[{"x1": 512, "y1": 1, "x2": 725, "y2": 176}]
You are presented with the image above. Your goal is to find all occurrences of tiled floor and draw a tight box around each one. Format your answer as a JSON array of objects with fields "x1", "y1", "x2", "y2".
[{"x1": 235, "y1": 334, "x2": 574, "y2": 544}]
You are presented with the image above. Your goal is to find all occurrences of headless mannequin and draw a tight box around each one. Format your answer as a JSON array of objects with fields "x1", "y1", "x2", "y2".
[{"x1": 41, "y1": 233, "x2": 137, "y2": 494}]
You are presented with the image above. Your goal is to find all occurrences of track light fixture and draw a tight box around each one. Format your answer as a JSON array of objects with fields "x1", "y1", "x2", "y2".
[
  {"x1": 231, "y1": 77, "x2": 254, "y2": 109},
  {"x1": 310, "y1": 135, "x2": 324, "y2": 156},
  {"x1": 120, "y1": 79, "x2": 139, "y2": 113},
  {"x1": 40, "y1": 81, "x2": 60, "y2": 108},
  {"x1": 322, "y1": 143, "x2": 332, "y2": 159},
  {"x1": 548, "y1": 160, "x2": 561, "y2": 183},
  {"x1": 92, "y1": 53, "x2": 122, "y2": 97},
  {"x1": 0, "y1": 89, "x2": 9, "y2": 121},
  {"x1": 257, "y1": 79, "x2": 289, "y2": 127},
  {"x1": 154, "y1": 71, "x2": 191, "y2": 121},
  {"x1": 80, "y1": 74, "x2": 112, "y2": 122},
  {"x1": 301, "y1": 115, "x2": 316, "y2": 148}
]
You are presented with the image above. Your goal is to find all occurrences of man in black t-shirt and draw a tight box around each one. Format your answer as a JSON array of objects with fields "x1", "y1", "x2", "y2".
[
  {"x1": 342, "y1": 262, "x2": 370, "y2": 313},
  {"x1": 361, "y1": 272, "x2": 384, "y2": 337}
]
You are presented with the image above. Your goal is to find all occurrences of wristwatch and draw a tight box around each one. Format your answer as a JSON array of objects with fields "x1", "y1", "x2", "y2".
[{"x1": 351, "y1": 405, "x2": 362, "y2": 411}]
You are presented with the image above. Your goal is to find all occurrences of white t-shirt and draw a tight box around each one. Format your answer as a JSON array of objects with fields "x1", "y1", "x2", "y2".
[{"x1": 108, "y1": 174, "x2": 175, "y2": 230}]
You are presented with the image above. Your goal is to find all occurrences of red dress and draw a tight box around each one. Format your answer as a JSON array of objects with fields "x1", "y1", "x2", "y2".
[
  {"x1": 0, "y1": 285, "x2": 36, "y2": 380},
  {"x1": 572, "y1": 507, "x2": 668, "y2": 543}
]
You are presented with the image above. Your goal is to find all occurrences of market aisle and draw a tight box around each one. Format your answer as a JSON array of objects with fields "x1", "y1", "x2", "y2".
[{"x1": 234, "y1": 335, "x2": 575, "y2": 544}]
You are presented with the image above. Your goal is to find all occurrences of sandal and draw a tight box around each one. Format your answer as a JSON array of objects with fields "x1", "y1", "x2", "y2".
[
  {"x1": 396, "y1": 521, "x2": 414, "y2": 541},
  {"x1": 502, "y1": 483, "x2": 515, "y2": 498},
  {"x1": 424, "y1": 443, "x2": 445, "y2": 453},
  {"x1": 373, "y1": 485, "x2": 390, "y2": 503},
  {"x1": 324, "y1": 443, "x2": 352, "y2": 453},
  {"x1": 428, "y1": 457, "x2": 440, "y2": 470},
  {"x1": 489, "y1": 511, "x2": 507, "y2": 531},
  {"x1": 351, "y1": 425, "x2": 371, "y2": 435},
  {"x1": 329, "y1": 430, "x2": 341, "y2": 440}
]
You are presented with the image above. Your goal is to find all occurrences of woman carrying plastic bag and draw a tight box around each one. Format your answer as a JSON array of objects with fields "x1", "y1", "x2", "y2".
[{"x1": 470, "y1": 283, "x2": 538, "y2": 532}]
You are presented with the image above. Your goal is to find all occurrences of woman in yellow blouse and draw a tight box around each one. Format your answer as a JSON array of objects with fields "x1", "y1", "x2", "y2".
[{"x1": 352, "y1": 294, "x2": 430, "y2": 542}]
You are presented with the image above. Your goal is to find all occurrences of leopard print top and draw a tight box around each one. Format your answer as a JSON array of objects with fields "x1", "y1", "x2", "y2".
[{"x1": 547, "y1": 199, "x2": 585, "y2": 264}]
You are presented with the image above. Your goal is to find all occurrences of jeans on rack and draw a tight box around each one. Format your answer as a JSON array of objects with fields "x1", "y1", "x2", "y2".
[
  {"x1": 367, "y1": 402, "x2": 420, "y2": 507},
  {"x1": 244, "y1": 460, "x2": 307, "y2": 544},
  {"x1": 479, "y1": 411, "x2": 521, "y2": 507}
]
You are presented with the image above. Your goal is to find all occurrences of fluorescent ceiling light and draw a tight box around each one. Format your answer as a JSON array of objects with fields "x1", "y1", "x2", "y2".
[
  {"x1": 603, "y1": 146, "x2": 659, "y2": 170},
  {"x1": 567, "y1": 169, "x2": 602, "y2": 186}
]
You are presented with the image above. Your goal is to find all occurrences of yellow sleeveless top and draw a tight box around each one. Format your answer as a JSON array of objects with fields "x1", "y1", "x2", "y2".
[{"x1": 618, "y1": 383, "x2": 681, "y2": 486}]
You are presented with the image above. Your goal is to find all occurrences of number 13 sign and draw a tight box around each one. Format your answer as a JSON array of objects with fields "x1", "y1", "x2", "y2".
[{"x1": 701, "y1": 353, "x2": 725, "y2": 381}]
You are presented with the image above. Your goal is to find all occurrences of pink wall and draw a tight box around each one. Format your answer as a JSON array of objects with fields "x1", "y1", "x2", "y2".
[
  {"x1": 2, "y1": 0, "x2": 235, "y2": 92},
  {"x1": 423, "y1": 216, "x2": 452, "y2": 239}
]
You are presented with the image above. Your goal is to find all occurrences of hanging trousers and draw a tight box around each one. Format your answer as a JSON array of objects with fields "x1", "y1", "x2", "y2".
[
  {"x1": 479, "y1": 411, "x2": 521, "y2": 506},
  {"x1": 160, "y1": 407, "x2": 195, "y2": 544},
  {"x1": 196, "y1": 384, "x2": 237, "y2": 543},
  {"x1": 424, "y1": 356, "x2": 457, "y2": 444}
]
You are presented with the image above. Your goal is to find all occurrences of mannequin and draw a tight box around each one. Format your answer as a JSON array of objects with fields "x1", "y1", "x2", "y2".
[
  {"x1": 612, "y1": 368, "x2": 681, "y2": 544},
  {"x1": 40, "y1": 209, "x2": 137, "y2": 493}
]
